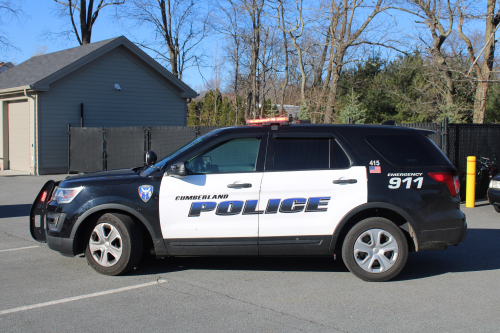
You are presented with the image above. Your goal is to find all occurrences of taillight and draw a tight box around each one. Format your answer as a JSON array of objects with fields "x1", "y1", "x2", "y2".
[
  {"x1": 40, "y1": 191, "x2": 47, "y2": 202},
  {"x1": 429, "y1": 172, "x2": 460, "y2": 197}
]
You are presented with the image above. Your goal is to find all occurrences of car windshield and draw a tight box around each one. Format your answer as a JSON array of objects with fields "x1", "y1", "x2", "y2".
[{"x1": 140, "y1": 129, "x2": 224, "y2": 176}]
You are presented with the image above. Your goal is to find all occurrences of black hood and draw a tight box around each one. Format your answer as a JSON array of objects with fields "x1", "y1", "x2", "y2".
[{"x1": 60, "y1": 168, "x2": 141, "y2": 187}]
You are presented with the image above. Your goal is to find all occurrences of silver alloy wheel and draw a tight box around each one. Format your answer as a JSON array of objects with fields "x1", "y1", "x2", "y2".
[
  {"x1": 89, "y1": 223, "x2": 123, "y2": 267},
  {"x1": 353, "y1": 228, "x2": 399, "y2": 273}
]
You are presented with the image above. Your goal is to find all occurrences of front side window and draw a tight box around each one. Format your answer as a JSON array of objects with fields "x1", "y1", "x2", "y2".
[
  {"x1": 186, "y1": 138, "x2": 260, "y2": 174},
  {"x1": 273, "y1": 138, "x2": 330, "y2": 171}
]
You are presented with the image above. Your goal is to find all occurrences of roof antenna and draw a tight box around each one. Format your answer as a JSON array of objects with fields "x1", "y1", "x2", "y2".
[{"x1": 382, "y1": 120, "x2": 395, "y2": 126}]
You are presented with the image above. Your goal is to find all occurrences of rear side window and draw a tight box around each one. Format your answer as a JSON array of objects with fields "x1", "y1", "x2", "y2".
[
  {"x1": 272, "y1": 138, "x2": 350, "y2": 171},
  {"x1": 274, "y1": 138, "x2": 329, "y2": 171},
  {"x1": 365, "y1": 135, "x2": 451, "y2": 167}
]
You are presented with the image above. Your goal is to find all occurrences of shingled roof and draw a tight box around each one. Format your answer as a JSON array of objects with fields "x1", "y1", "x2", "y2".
[{"x1": 0, "y1": 36, "x2": 197, "y2": 98}]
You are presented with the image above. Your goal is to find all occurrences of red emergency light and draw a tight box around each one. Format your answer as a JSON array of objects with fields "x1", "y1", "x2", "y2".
[{"x1": 246, "y1": 116, "x2": 289, "y2": 126}]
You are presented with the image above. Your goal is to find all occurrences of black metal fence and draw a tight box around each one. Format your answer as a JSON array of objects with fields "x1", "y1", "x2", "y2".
[
  {"x1": 398, "y1": 120, "x2": 500, "y2": 176},
  {"x1": 68, "y1": 126, "x2": 224, "y2": 173},
  {"x1": 70, "y1": 121, "x2": 500, "y2": 187}
]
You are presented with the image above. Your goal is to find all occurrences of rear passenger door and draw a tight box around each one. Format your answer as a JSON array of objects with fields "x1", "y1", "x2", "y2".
[{"x1": 258, "y1": 132, "x2": 368, "y2": 255}]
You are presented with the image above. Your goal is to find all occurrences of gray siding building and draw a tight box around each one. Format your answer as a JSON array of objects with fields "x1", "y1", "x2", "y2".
[{"x1": 0, "y1": 36, "x2": 197, "y2": 174}]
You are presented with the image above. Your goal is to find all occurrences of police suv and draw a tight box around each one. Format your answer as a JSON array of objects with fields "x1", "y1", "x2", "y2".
[{"x1": 30, "y1": 118, "x2": 467, "y2": 282}]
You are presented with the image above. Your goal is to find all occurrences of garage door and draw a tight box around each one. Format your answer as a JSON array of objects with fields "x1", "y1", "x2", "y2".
[{"x1": 8, "y1": 100, "x2": 31, "y2": 173}]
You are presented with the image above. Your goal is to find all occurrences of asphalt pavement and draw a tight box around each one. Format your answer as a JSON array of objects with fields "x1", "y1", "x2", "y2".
[{"x1": 0, "y1": 171, "x2": 499, "y2": 332}]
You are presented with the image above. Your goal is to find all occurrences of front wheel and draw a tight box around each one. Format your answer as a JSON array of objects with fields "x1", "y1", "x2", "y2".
[
  {"x1": 493, "y1": 205, "x2": 500, "y2": 213},
  {"x1": 85, "y1": 213, "x2": 143, "y2": 275},
  {"x1": 342, "y1": 217, "x2": 408, "y2": 282}
]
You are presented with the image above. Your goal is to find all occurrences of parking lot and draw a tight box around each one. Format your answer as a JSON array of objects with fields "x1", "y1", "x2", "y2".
[{"x1": 0, "y1": 171, "x2": 499, "y2": 332}]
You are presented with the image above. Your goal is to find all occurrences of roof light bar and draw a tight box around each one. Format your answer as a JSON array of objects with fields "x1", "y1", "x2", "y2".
[{"x1": 246, "y1": 117, "x2": 289, "y2": 126}]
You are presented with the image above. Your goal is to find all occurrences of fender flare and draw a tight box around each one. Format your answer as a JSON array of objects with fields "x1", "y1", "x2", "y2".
[
  {"x1": 329, "y1": 202, "x2": 420, "y2": 253},
  {"x1": 69, "y1": 203, "x2": 159, "y2": 242}
]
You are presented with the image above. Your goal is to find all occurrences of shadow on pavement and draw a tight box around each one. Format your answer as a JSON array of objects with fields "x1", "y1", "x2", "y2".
[
  {"x1": 395, "y1": 228, "x2": 500, "y2": 281},
  {"x1": 133, "y1": 256, "x2": 348, "y2": 276},
  {"x1": 0, "y1": 204, "x2": 32, "y2": 218},
  {"x1": 129, "y1": 228, "x2": 499, "y2": 280}
]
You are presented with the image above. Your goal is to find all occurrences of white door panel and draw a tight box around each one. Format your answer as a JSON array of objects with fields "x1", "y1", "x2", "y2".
[
  {"x1": 159, "y1": 173, "x2": 263, "y2": 239},
  {"x1": 259, "y1": 166, "x2": 367, "y2": 237}
]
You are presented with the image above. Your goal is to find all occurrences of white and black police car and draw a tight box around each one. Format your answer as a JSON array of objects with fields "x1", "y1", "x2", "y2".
[{"x1": 30, "y1": 118, "x2": 467, "y2": 282}]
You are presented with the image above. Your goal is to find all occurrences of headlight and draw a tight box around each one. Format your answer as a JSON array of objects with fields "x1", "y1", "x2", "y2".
[
  {"x1": 52, "y1": 187, "x2": 83, "y2": 204},
  {"x1": 490, "y1": 180, "x2": 500, "y2": 189}
]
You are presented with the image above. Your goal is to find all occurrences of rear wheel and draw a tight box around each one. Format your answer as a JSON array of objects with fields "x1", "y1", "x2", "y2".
[
  {"x1": 85, "y1": 213, "x2": 143, "y2": 275},
  {"x1": 494, "y1": 204, "x2": 500, "y2": 213},
  {"x1": 342, "y1": 217, "x2": 408, "y2": 282}
]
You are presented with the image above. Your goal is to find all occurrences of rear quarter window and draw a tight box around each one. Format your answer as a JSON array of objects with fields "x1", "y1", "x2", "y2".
[{"x1": 365, "y1": 135, "x2": 451, "y2": 167}]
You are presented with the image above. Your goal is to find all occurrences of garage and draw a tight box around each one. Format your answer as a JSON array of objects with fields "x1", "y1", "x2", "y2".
[
  {"x1": 7, "y1": 100, "x2": 30, "y2": 172},
  {"x1": 0, "y1": 36, "x2": 197, "y2": 175}
]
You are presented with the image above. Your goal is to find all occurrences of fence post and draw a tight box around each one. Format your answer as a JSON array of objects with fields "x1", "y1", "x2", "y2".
[
  {"x1": 454, "y1": 123, "x2": 460, "y2": 168},
  {"x1": 145, "y1": 127, "x2": 151, "y2": 154},
  {"x1": 103, "y1": 128, "x2": 107, "y2": 171},
  {"x1": 347, "y1": 117, "x2": 351, "y2": 124},
  {"x1": 67, "y1": 124, "x2": 71, "y2": 173},
  {"x1": 443, "y1": 117, "x2": 449, "y2": 157}
]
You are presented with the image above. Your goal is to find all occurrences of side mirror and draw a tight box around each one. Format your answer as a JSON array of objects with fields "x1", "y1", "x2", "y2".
[
  {"x1": 145, "y1": 151, "x2": 157, "y2": 166},
  {"x1": 168, "y1": 162, "x2": 187, "y2": 178}
]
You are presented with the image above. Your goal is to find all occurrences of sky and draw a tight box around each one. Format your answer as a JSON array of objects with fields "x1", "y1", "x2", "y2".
[
  {"x1": 2, "y1": 1, "x2": 490, "y2": 93},
  {"x1": 2, "y1": 0, "x2": 211, "y2": 89}
]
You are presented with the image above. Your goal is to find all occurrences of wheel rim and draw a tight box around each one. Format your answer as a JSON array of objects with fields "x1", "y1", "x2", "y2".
[
  {"x1": 353, "y1": 228, "x2": 399, "y2": 273},
  {"x1": 89, "y1": 223, "x2": 123, "y2": 267}
]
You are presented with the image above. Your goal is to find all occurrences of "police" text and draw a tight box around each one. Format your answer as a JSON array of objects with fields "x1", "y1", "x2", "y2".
[{"x1": 188, "y1": 197, "x2": 331, "y2": 217}]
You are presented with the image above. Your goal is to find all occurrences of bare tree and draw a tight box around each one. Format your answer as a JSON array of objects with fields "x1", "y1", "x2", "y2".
[
  {"x1": 458, "y1": 0, "x2": 500, "y2": 123},
  {"x1": 321, "y1": 0, "x2": 390, "y2": 123},
  {"x1": 275, "y1": 0, "x2": 314, "y2": 104},
  {"x1": 0, "y1": 0, "x2": 25, "y2": 56},
  {"x1": 54, "y1": 0, "x2": 125, "y2": 45},
  {"x1": 403, "y1": 0, "x2": 456, "y2": 107},
  {"x1": 278, "y1": 1, "x2": 290, "y2": 113},
  {"x1": 210, "y1": 0, "x2": 244, "y2": 124},
  {"x1": 126, "y1": 0, "x2": 208, "y2": 79},
  {"x1": 244, "y1": 0, "x2": 265, "y2": 119}
]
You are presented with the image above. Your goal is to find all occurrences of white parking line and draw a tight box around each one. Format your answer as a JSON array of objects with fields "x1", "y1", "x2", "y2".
[
  {"x1": 0, "y1": 246, "x2": 39, "y2": 253},
  {"x1": 0, "y1": 279, "x2": 167, "y2": 316}
]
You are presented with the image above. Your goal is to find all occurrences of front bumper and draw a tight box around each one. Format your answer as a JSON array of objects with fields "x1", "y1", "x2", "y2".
[{"x1": 487, "y1": 188, "x2": 500, "y2": 206}]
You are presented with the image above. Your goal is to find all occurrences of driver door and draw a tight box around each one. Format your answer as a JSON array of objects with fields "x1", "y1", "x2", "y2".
[{"x1": 159, "y1": 132, "x2": 267, "y2": 256}]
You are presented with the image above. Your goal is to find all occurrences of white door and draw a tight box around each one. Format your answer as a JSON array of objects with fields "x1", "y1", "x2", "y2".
[
  {"x1": 8, "y1": 100, "x2": 31, "y2": 173},
  {"x1": 159, "y1": 134, "x2": 266, "y2": 255},
  {"x1": 258, "y1": 135, "x2": 367, "y2": 254}
]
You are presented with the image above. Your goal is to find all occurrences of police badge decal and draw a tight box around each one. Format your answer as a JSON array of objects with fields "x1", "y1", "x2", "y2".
[{"x1": 138, "y1": 185, "x2": 153, "y2": 202}]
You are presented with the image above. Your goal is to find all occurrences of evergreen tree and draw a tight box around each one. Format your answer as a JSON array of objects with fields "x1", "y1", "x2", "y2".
[
  {"x1": 340, "y1": 89, "x2": 366, "y2": 124},
  {"x1": 298, "y1": 99, "x2": 309, "y2": 119}
]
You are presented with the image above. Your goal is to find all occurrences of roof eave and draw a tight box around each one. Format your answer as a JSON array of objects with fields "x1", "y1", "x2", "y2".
[
  {"x1": 0, "y1": 85, "x2": 32, "y2": 96},
  {"x1": 32, "y1": 36, "x2": 198, "y2": 99},
  {"x1": 181, "y1": 92, "x2": 199, "y2": 99}
]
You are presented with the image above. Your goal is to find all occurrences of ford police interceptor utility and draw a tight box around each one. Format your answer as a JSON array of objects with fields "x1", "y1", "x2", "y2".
[{"x1": 30, "y1": 118, "x2": 467, "y2": 282}]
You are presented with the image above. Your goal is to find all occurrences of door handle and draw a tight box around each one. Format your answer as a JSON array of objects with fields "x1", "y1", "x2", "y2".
[
  {"x1": 332, "y1": 179, "x2": 357, "y2": 184},
  {"x1": 227, "y1": 183, "x2": 252, "y2": 188}
]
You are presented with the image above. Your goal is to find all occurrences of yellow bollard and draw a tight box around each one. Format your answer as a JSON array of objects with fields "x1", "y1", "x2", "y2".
[{"x1": 466, "y1": 156, "x2": 476, "y2": 208}]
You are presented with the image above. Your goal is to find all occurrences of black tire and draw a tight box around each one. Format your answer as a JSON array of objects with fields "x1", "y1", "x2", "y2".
[
  {"x1": 494, "y1": 205, "x2": 500, "y2": 213},
  {"x1": 342, "y1": 217, "x2": 408, "y2": 282},
  {"x1": 85, "y1": 213, "x2": 143, "y2": 275}
]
